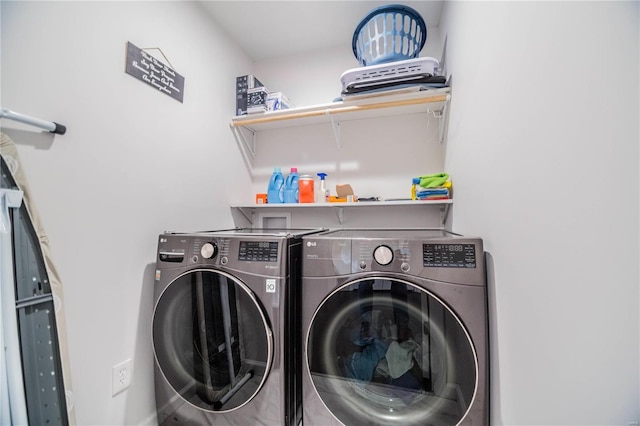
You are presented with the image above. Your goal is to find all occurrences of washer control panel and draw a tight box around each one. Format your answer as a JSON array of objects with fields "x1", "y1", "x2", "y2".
[
  {"x1": 191, "y1": 238, "x2": 220, "y2": 264},
  {"x1": 354, "y1": 239, "x2": 411, "y2": 272},
  {"x1": 238, "y1": 241, "x2": 278, "y2": 262},
  {"x1": 157, "y1": 234, "x2": 286, "y2": 277},
  {"x1": 303, "y1": 230, "x2": 484, "y2": 283},
  {"x1": 423, "y1": 243, "x2": 477, "y2": 268},
  {"x1": 157, "y1": 236, "x2": 187, "y2": 263},
  {"x1": 351, "y1": 239, "x2": 478, "y2": 272}
]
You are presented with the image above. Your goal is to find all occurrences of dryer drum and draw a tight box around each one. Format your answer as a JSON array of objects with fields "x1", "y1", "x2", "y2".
[{"x1": 307, "y1": 278, "x2": 478, "y2": 425}]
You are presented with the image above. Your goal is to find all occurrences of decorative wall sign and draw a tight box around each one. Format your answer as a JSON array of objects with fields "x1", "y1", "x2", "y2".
[{"x1": 125, "y1": 41, "x2": 184, "y2": 103}]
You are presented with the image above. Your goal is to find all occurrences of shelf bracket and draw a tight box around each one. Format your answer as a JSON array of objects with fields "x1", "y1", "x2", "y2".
[
  {"x1": 439, "y1": 204, "x2": 451, "y2": 229},
  {"x1": 327, "y1": 110, "x2": 341, "y2": 149},
  {"x1": 236, "y1": 207, "x2": 255, "y2": 225},
  {"x1": 435, "y1": 94, "x2": 450, "y2": 144},
  {"x1": 231, "y1": 124, "x2": 256, "y2": 158},
  {"x1": 334, "y1": 206, "x2": 344, "y2": 225}
]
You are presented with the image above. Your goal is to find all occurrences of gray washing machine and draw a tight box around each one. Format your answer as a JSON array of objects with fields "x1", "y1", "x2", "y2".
[
  {"x1": 301, "y1": 229, "x2": 488, "y2": 425},
  {"x1": 152, "y1": 228, "x2": 322, "y2": 426}
]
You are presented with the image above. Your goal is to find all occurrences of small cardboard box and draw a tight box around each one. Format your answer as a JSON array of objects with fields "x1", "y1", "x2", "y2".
[
  {"x1": 247, "y1": 86, "x2": 270, "y2": 114},
  {"x1": 236, "y1": 75, "x2": 264, "y2": 115},
  {"x1": 266, "y1": 92, "x2": 291, "y2": 111},
  {"x1": 336, "y1": 184, "x2": 354, "y2": 198}
]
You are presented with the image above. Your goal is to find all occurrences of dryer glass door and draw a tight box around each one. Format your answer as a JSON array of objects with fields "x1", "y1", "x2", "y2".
[
  {"x1": 153, "y1": 269, "x2": 272, "y2": 412},
  {"x1": 307, "y1": 278, "x2": 477, "y2": 425}
]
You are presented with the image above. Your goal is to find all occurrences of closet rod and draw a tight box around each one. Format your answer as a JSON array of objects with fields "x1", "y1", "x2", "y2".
[{"x1": 0, "y1": 108, "x2": 66, "y2": 135}]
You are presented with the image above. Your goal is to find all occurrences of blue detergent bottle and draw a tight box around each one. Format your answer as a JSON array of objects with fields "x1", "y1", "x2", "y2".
[
  {"x1": 267, "y1": 167, "x2": 285, "y2": 203},
  {"x1": 283, "y1": 167, "x2": 299, "y2": 203}
]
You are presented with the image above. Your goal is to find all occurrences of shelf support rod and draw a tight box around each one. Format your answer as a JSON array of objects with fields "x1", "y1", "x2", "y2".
[
  {"x1": 334, "y1": 206, "x2": 344, "y2": 225},
  {"x1": 436, "y1": 95, "x2": 450, "y2": 144},
  {"x1": 231, "y1": 124, "x2": 256, "y2": 158},
  {"x1": 327, "y1": 110, "x2": 341, "y2": 149},
  {"x1": 440, "y1": 204, "x2": 451, "y2": 229},
  {"x1": 230, "y1": 124, "x2": 256, "y2": 174}
]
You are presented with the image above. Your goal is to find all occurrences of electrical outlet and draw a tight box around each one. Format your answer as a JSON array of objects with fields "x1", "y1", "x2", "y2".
[{"x1": 111, "y1": 358, "x2": 132, "y2": 396}]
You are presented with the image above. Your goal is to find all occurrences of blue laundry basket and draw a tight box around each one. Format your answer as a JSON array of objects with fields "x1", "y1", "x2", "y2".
[{"x1": 352, "y1": 4, "x2": 427, "y2": 67}]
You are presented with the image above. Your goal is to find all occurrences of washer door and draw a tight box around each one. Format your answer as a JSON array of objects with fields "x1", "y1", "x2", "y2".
[
  {"x1": 307, "y1": 278, "x2": 477, "y2": 425},
  {"x1": 153, "y1": 269, "x2": 273, "y2": 412}
]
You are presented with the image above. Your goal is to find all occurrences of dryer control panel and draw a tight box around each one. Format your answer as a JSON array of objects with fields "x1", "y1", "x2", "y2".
[
  {"x1": 423, "y1": 243, "x2": 477, "y2": 268},
  {"x1": 238, "y1": 241, "x2": 279, "y2": 262},
  {"x1": 302, "y1": 229, "x2": 485, "y2": 285},
  {"x1": 156, "y1": 233, "x2": 287, "y2": 277}
]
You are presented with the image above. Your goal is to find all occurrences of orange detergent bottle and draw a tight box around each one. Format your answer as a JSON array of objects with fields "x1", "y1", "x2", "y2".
[{"x1": 299, "y1": 175, "x2": 315, "y2": 203}]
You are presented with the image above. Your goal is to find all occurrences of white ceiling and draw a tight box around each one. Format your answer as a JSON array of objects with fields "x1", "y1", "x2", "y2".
[{"x1": 199, "y1": 1, "x2": 444, "y2": 61}]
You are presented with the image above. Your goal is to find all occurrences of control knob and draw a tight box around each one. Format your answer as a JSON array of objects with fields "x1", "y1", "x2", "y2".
[
  {"x1": 200, "y1": 242, "x2": 218, "y2": 259},
  {"x1": 373, "y1": 245, "x2": 393, "y2": 266}
]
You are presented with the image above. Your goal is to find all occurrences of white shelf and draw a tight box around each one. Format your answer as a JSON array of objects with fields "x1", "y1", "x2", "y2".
[
  {"x1": 231, "y1": 88, "x2": 450, "y2": 131},
  {"x1": 232, "y1": 199, "x2": 451, "y2": 209},
  {"x1": 230, "y1": 88, "x2": 451, "y2": 155},
  {"x1": 230, "y1": 199, "x2": 452, "y2": 228}
]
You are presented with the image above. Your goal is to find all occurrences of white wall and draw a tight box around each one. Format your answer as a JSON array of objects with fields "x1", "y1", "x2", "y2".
[
  {"x1": 1, "y1": 1, "x2": 252, "y2": 424},
  {"x1": 440, "y1": 1, "x2": 639, "y2": 425},
  {"x1": 2, "y1": 1, "x2": 638, "y2": 426}
]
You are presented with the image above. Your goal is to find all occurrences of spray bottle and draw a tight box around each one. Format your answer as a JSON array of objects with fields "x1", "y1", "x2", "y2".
[{"x1": 317, "y1": 173, "x2": 329, "y2": 203}]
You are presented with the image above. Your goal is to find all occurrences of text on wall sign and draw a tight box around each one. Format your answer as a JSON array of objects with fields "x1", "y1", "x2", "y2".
[{"x1": 125, "y1": 41, "x2": 185, "y2": 103}]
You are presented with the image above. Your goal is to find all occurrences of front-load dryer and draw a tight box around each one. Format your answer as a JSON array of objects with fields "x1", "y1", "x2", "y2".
[
  {"x1": 153, "y1": 228, "x2": 322, "y2": 426},
  {"x1": 301, "y1": 229, "x2": 488, "y2": 425}
]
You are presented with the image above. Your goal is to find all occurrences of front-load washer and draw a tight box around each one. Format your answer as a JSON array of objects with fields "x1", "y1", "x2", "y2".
[
  {"x1": 301, "y1": 229, "x2": 488, "y2": 425},
  {"x1": 153, "y1": 228, "x2": 323, "y2": 426}
]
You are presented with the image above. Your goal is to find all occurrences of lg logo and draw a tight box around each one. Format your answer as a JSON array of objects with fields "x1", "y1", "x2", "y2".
[{"x1": 306, "y1": 241, "x2": 316, "y2": 247}]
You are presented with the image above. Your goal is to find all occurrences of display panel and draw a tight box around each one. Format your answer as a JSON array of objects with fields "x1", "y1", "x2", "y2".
[
  {"x1": 238, "y1": 241, "x2": 278, "y2": 262},
  {"x1": 423, "y1": 243, "x2": 476, "y2": 268}
]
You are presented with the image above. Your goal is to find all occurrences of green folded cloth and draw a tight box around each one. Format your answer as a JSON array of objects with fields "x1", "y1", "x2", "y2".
[{"x1": 418, "y1": 173, "x2": 449, "y2": 188}]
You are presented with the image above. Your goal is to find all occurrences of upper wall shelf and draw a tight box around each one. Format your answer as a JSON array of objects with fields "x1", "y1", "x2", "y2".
[
  {"x1": 231, "y1": 88, "x2": 450, "y2": 130},
  {"x1": 230, "y1": 88, "x2": 451, "y2": 156}
]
